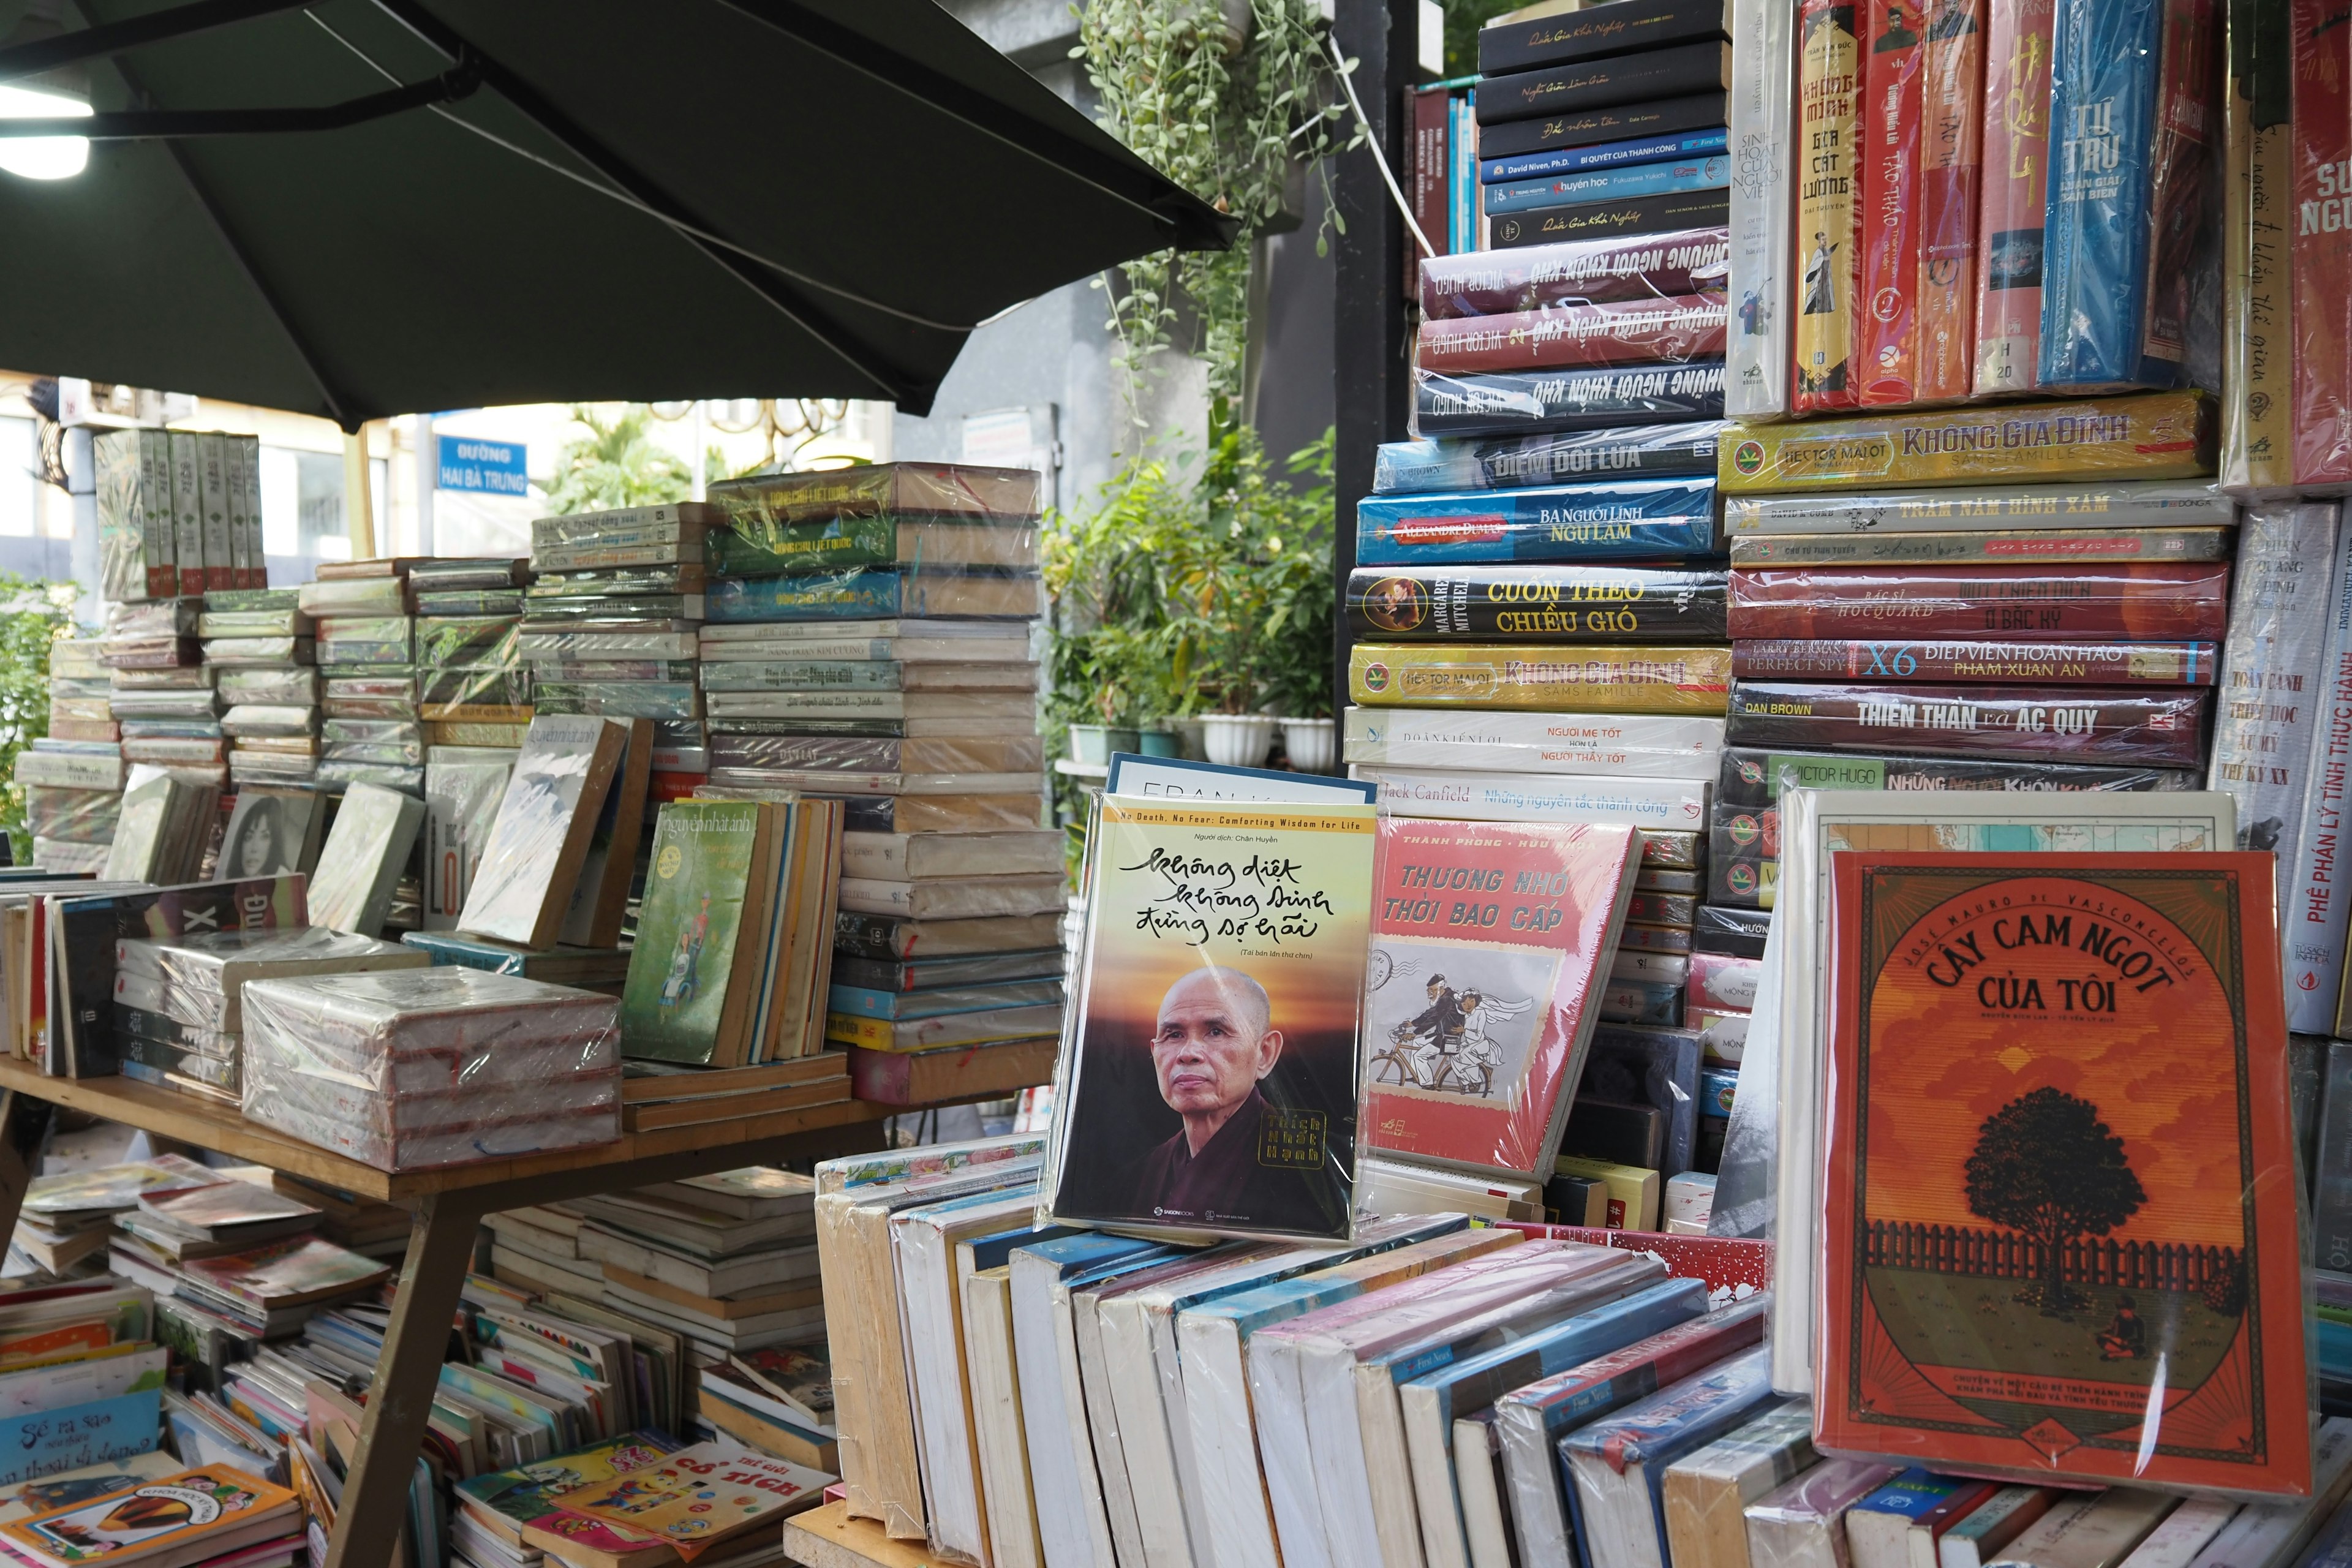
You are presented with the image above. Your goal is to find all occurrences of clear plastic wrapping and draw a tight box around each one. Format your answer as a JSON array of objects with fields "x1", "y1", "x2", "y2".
[
  {"x1": 121, "y1": 736, "x2": 227, "y2": 765},
  {"x1": 1740, "y1": 1459, "x2": 1902, "y2": 1568},
  {"x1": 707, "y1": 461, "x2": 1040, "y2": 529},
  {"x1": 105, "y1": 687, "x2": 221, "y2": 720},
  {"x1": 314, "y1": 616, "x2": 413, "y2": 665},
  {"x1": 415, "y1": 589, "x2": 524, "y2": 616},
  {"x1": 706, "y1": 566, "x2": 1044, "y2": 624},
  {"x1": 528, "y1": 564, "x2": 706, "y2": 598},
  {"x1": 1347, "y1": 644, "x2": 1733, "y2": 714},
  {"x1": 1725, "y1": 681, "x2": 2212, "y2": 766},
  {"x1": 1417, "y1": 297, "x2": 1728, "y2": 377},
  {"x1": 12, "y1": 748, "x2": 126, "y2": 791},
  {"x1": 519, "y1": 628, "x2": 699, "y2": 660},
  {"x1": 220, "y1": 705, "x2": 318, "y2": 737},
  {"x1": 202, "y1": 636, "x2": 314, "y2": 667},
  {"x1": 101, "y1": 636, "x2": 200, "y2": 669},
  {"x1": 23, "y1": 784, "x2": 120, "y2": 843},
  {"x1": 217, "y1": 668, "x2": 316, "y2": 706},
  {"x1": 1725, "y1": 562, "x2": 2232, "y2": 641},
  {"x1": 297, "y1": 576, "x2": 407, "y2": 616},
  {"x1": 48, "y1": 636, "x2": 108, "y2": 680},
  {"x1": 116, "y1": 927, "x2": 422, "y2": 1033},
  {"x1": 414, "y1": 616, "x2": 520, "y2": 667},
  {"x1": 521, "y1": 593, "x2": 703, "y2": 622},
  {"x1": 1372, "y1": 423, "x2": 1728, "y2": 494},
  {"x1": 1418, "y1": 229, "x2": 1732, "y2": 317},
  {"x1": 1346, "y1": 565, "x2": 1727, "y2": 643},
  {"x1": 198, "y1": 609, "x2": 311, "y2": 638},
  {"x1": 322, "y1": 719, "x2": 424, "y2": 766},
  {"x1": 415, "y1": 666, "x2": 530, "y2": 710},
  {"x1": 47, "y1": 695, "x2": 113, "y2": 723},
  {"x1": 1343, "y1": 706, "x2": 1725, "y2": 778},
  {"x1": 530, "y1": 680, "x2": 702, "y2": 720},
  {"x1": 229, "y1": 752, "x2": 320, "y2": 782},
  {"x1": 1356, "y1": 480, "x2": 1719, "y2": 566},
  {"x1": 315, "y1": 760, "x2": 424, "y2": 791},
  {"x1": 239, "y1": 968, "x2": 622, "y2": 1170},
  {"x1": 706, "y1": 518, "x2": 1040, "y2": 579},
  {"x1": 108, "y1": 665, "x2": 213, "y2": 690},
  {"x1": 119, "y1": 718, "x2": 222, "y2": 740},
  {"x1": 1411, "y1": 363, "x2": 1729, "y2": 438},
  {"x1": 110, "y1": 600, "x2": 200, "y2": 638},
  {"x1": 1716, "y1": 390, "x2": 2216, "y2": 491},
  {"x1": 709, "y1": 733, "x2": 1042, "y2": 775},
  {"x1": 406, "y1": 559, "x2": 524, "y2": 591}
]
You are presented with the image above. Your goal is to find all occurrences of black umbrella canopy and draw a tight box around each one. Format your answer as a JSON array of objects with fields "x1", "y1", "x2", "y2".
[{"x1": 0, "y1": 0, "x2": 1234, "y2": 426}]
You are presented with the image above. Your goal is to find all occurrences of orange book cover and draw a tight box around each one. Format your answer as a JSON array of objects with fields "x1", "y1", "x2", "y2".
[{"x1": 1818, "y1": 851, "x2": 2312, "y2": 1496}]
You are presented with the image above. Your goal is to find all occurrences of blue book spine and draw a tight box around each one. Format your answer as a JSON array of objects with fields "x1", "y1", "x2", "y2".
[
  {"x1": 1356, "y1": 479, "x2": 1719, "y2": 566},
  {"x1": 1483, "y1": 130, "x2": 1732, "y2": 184},
  {"x1": 707, "y1": 567, "x2": 903, "y2": 624},
  {"x1": 2036, "y1": 0, "x2": 2166, "y2": 388},
  {"x1": 0, "y1": 1391, "x2": 162, "y2": 1488},
  {"x1": 1484, "y1": 154, "x2": 1732, "y2": 215}
]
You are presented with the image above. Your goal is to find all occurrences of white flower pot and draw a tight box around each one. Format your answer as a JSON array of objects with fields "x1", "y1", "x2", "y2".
[
  {"x1": 1281, "y1": 717, "x2": 1336, "y2": 773},
  {"x1": 1199, "y1": 714, "x2": 1277, "y2": 767}
]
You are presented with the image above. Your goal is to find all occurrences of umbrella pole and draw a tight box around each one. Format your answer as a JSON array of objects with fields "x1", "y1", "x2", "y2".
[{"x1": 343, "y1": 428, "x2": 375, "y2": 559}]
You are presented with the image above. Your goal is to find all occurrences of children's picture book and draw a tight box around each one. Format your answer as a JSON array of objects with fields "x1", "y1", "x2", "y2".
[
  {"x1": 1817, "y1": 851, "x2": 2310, "y2": 1495},
  {"x1": 1044, "y1": 797, "x2": 1378, "y2": 1239},
  {"x1": 532, "y1": 1442, "x2": 826, "y2": 1559},
  {"x1": 0, "y1": 1464, "x2": 299, "y2": 1568},
  {"x1": 1360, "y1": 816, "x2": 1641, "y2": 1180}
]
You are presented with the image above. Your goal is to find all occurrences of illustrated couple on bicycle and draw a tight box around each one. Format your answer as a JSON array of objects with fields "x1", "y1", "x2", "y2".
[{"x1": 1379, "y1": 973, "x2": 1529, "y2": 1098}]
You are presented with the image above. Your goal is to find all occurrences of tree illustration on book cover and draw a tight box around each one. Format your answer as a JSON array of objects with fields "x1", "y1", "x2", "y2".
[{"x1": 1818, "y1": 851, "x2": 2312, "y2": 1494}]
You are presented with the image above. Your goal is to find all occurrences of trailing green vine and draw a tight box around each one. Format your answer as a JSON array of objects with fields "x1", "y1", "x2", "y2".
[{"x1": 1076, "y1": 0, "x2": 1363, "y2": 409}]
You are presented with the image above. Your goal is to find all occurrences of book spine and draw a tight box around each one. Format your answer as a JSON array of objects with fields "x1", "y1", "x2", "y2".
[
  {"x1": 1487, "y1": 130, "x2": 1735, "y2": 183},
  {"x1": 703, "y1": 517, "x2": 895, "y2": 577},
  {"x1": 2235, "y1": 0, "x2": 2295, "y2": 490},
  {"x1": 706, "y1": 570, "x2": 905, "y2": 624},
  {"x1": 1376, "y1": 425, "x2": 1724, "y2": 494},
  {"x1": 2312, "y1": 1041, "x2": 2352, "y2": 1270},
  {"x1": 1478, "y1": 92, "x2": 1732, "y2": 159},
  {"x1": 1476, "y1": 41, "x2": 1731, "y2": 124},
  {"x1": 1732, "y1": 636, "x2": 2218, "y2": 681},
  {"x1": 1412, "y1": 363, "x2": 1729, "y2": 437},
  {"x1": 1420, "y1": 230, "x2": 1734, "y2": 317},
  {"x1": 2291, "y1": 0, "x2": 2352, "y2": 482},
  {"x1": 1976, "y1": 0, "x2": 2060, "y2": 394},
  {"x1": 225, "y1": 436, "x2": 252, "y2": 591},
  {"x1": 1356, "y1": 480, "x2": 1719, "y2": 566},
  {"x1": 2282, "y1": 507, "x2": 2352, "y2": 1028},
  {"x1": 198, "y1": 434, "x2": 232, "y2": 597},
  {"x1": 1795, "y1": 0, "x2": 1866, "y2": 410},
  {"x1": 1858, "y1": 0, "x2": 1926, "y2": 402},
  {"x1": 1727, "y1": 525, "x2": 2230, "y2": 563},
  {"x1": 1482, "y1": 2, "x2": 1734, "y2": 74},
  {"x1": 1725, "y1": 680, "x2": 2211, "y2": 763},
  {"x1": 1417, "y1": 298, "x2": 1729, "y2": 374},
  {"x1": 2040, "y1": 0, "x2": 2168, "y2": 388},
  {"x1": 2135, "y1": 0, "x2": 2223, "y2": 385},
  {"x1": 1721, "y1": 478, "x2": 2228, "y2": 530},
  {"x1": 1346, "y1": 565, "x2": 1731, "y2": 640},
  {"x1": 1485, "y1": 154, "x2": 1732, "y2": 213},
  {"x1": 1416, "y1": 87, "x2": 1450, "y2": 277},
  {"x1": 1920, "y1": 0, "x2": 1988, "y2": 399},
  {"x1": 1729, "y1": 0, "x2": 1800, "y2": 418},
  {"x1": 1451, "y1": 95, "x2": 1471, "y2": 253},
  {"x1": 1348, "y1": 643, "x2": 1735, "y2": 711},
  {"x1": 1490, "y1": 189, "x2": 1733, "y2": 247},
  {"x1": 243, "y1": 439, "x2": 264, "y2": 589},
  {"x1": 1727, "y1": 562, "x2": 2233, "y2": 639},
  {"x1": 170, "y1": 431, "x2": 205, "y2": 597}
]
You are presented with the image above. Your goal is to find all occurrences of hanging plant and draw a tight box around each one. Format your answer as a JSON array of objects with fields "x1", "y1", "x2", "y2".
[{"x1": 1076, "y1": 0, "x2": 1363, "y2": 409}]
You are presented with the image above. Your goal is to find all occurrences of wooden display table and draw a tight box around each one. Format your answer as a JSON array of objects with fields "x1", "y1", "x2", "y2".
[{"x1": 0, "y1": 1061, "x2": 925, "y2": 1568}]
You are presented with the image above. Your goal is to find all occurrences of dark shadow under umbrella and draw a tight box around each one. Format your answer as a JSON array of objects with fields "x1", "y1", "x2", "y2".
[{"x1": 0, "y1": 0, "x2": 1236, "y2": 424}]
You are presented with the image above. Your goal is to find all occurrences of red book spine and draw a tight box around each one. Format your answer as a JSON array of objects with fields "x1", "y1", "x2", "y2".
[
  {"x1": 2137, "y1": 0, "x2": 2222, "y2": 380},
  {"x1": 1414, "y1": 88, "x2": 1450, "y2": 279},
  {"x1": 1730, "y1": 636, "x2": 2222, "y2": 682},
  {"x1": 1918, "y1": 0, "x2": 1987, "y2": 399},
  {"x1": 1859, "y1": 0, "x2": 1928, "y2": 402},
  {"x1": 1414, "y1": 296, "x2": 1730, "y2": 372},
  {"x1": 2292, "y1": 0, "x2": 2352, "y2": 483},
  {"x1": 1973, "y1": 0, "x2": 2057, "y2": 393},
  {"x1": 1725, "y1": 680, "x2": 2212, "y2": 764},
  {"x1": 1725, "y1": 562, "x2": 2234, "y2": 640}
]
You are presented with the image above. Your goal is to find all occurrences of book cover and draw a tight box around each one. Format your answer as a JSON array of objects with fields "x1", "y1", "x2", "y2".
[
  {"x1": 166, "y1": 434, "x2": 202, "y2": 600},
  {"x1": 219, "y1": 787, "x2": 323, "y2": 882},
  {"x1": 1482, "y1": 154, "x2": 1731, "y2": 214},
  {"x1": 1728, "y1": 524, "x2": 2229, "y2": 564},
  {"x1": 1818, "y1": 851, "x2": 2310, "y2": 1493},
  {"x1": 1355, "y1": 479, "x2": 1719, "y2": 566},
  {"x1": 1491, "y1": 188, "x2": 1733, "y2": 247},
  {"x1": 1726, "y1": 561, "x2": 2233, "y2": 639},
  {"x1": 1721, "y1": 390, "x2": 2215, "y2": 489},
  {"x1": 561, "y1": 717, "x2": 653, "y2": 949},
  {"x1": 423, "y1": 748, "x2": 517, "y2": 932},
  {"x1": 2280, "y1": 508, "x2": 2352, "y2": 1030},
  {"x1": 0, "y1": 1466, "x2": 296, "y2": 1567},
  {"x1": 1858, "y1": 0, "x2": 1928, "y2": 404},
  {"x1": 1480, "y1": 0, "x2": 1732, "y2": 74},
  {"x1": 1733, "y1": 637, "x2": 2219, "y2": 683},
  {"x1": 1796, "y1": 0, "x2": 1867, "y2": 410},
  {"x1": 1345, "y1": 566, "x2": 1728, "y2": 642},
  {"x1": 181, "y1": 1238, "x2": 389, "y2": 1310},
  {"x1": 1918, "y1": 0, "x2": 1989, "y2": 401},
  {"x1": 707, "y1": 461, "x2": 1038, "y2": 531},
  {"x1": 1412, "y1": 362, "x2": 1729, "y2": 437},
  {"x1": 1728, "y1": 0, "x2": 1799, "y2": 417},
  {"x1": 1348, "y1": 643, "x2": 1734, "y2": 713},
  {"x1": 307, "y1": 783, "x2": 424, "y2": 939},
  {"x1": 1977, "y1": 0, "x2": 2060, "y2": 393},
  {"x1": 2134, "y1": 0, "x2": 2223, "y2": 387},
  {"x1": 1373, "y1": 424, "x2": 1726, "y2": 496},
  {"x1": 1045, "y1": 798, "x2": 1376, "y2": 1239},
  {"x1": 1485, "y1": 127, "x2": 1733, "y2": 183},
  {"x1": 457, "y1": 715, "x2": 626, "y2": 951},
  {"x1": 1343, "y1": 707, "x2": 1725, "y2": 778},
  {"x1": 456, "y1": 1433, "x2": 683, "y2": 1540},
  {"x1": 2231, "y1": 0, "x2": 2295, "y2": 493},
  {"x1": 1416, "y1": 297, "x2": 1728, "y2": 375},
  {"x1": 1476, "y1": 40, "x2": 1735, "y2": 124},
  {"x1": 2291, "y1": 0, "x2": 2352, "y2": 483},
  {"x1": 1559, "y1": 1347, "x2": 1782, "y2": 1568},
  {"x1": 1724, "y1": 681, "x2": 2211, "y2": 765},
  {"x1": 619, "y1": 801, "x2": 771, "y2": 1066},
  {"x1": 533, "y1": 1440, "x2": 826, "y2": 1559},
  {"x1": 1476, "y1": 92, "x2": 1729, "y2": 160},
  {"x1": 1361, "y1": 816, "x2": 1640, "y2": 1177}
]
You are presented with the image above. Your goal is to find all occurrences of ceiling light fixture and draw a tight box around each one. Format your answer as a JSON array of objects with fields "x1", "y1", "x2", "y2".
[{"x1": 0, "y1": 2, "x2": 91, "y2": 180}]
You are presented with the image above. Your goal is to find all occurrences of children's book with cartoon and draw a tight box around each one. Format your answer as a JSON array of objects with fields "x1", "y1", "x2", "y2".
[
  {"x1": 1817, "y1": 851, "x2": 2310, "y2": 1496},
  {"x1": 0, "y1": 1465, "x2": 298, "y2": 1568}
]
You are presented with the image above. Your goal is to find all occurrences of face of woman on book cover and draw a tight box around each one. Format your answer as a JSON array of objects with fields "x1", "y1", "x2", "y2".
[{"x1": 1151, "y1": 968, "x2": 1282, "y2": 1122}]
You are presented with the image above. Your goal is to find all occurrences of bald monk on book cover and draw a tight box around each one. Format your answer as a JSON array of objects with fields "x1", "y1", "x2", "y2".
[{"x1": 1128, "y1": 965, "x2": 1341, "y2": 1233}]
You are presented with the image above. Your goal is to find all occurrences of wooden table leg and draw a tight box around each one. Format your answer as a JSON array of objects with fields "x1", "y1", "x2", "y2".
[
  {"x1": 0, "y1": 1090, "x2": 56, "y2": 1239},
  {"x1": 321, "y1": 1191, "x2": 482, "y2": 1568}
]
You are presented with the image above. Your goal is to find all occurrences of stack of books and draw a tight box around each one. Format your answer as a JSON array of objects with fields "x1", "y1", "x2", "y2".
[
  {"x1": 105, "y1": 600, "x2": 224, "y2": 789},
  {"x1": 303, "y1": 565, "x2": 421, "y2": 796},
  {"x1": 696, "y1": 462, "x2": 1062, "y2": 1102},
  {"x1": 470, "y1": 1436, "x2": 825, "y2": 1568},
  {"x1": 239, "y1": 968, "x2": 624, "y2": 1171},
  {"x1": 112, "y1": 925, "x2": 428, "y2": 1102},
  {"x1": 91, "y1": 428, "x2": 265, "y2": 603},
  {"x1": 23, "y1": 631, "x2": 121, "y2": 871},
  {"x1": 413, "y1": 557, "x2": 532, "y2": 745},
  {"x1": 488, "y1": 1167, "x2": 824, "y2": 1363},
  {"x1": 204, "y1": 587, "x2": 318, "y2": 790},
  {"x1": 10, "y1": 1154, "x2": 218, "y2": 1277},
  {"x1": 522, "y1": 502, "x2": 709, "y2": 783},
  {"x1": 0, "y1": 1464, "x2": 302, "y2": 1568}
]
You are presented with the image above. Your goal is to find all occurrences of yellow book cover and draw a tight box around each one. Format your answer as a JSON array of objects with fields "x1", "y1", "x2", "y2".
[
  {"x1": 1721, "y1": 391, "x2": 2215, "y2": 492},
  {"x1": 0, "y1": 1466, "x2": 297, "y2": 1567},
  {"x1": 1349, "y1": 644, "x2": 1733, "y2": 714}
]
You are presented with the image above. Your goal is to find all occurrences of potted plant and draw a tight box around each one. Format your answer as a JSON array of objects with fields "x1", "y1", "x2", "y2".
[{"x1": 1251, "y1": 435, "x2": 1336, "y2": 772}]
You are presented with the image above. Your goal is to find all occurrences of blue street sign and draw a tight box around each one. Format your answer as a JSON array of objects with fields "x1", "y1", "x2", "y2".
[{"x1": 437, "y1": 434, "x2": 529, "y2": 495}]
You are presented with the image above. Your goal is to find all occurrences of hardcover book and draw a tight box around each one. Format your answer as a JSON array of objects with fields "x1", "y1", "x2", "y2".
[
  {"x1": 456, "y1": 715, "x2": 627, "y2": 951},
  {"x1": 1482, "y1": 154, "x2": 1731, "y2": 214},
  {"x1": 1975, "y1": 0, "x2": 2058, "y2": 394},
  {"x1": 1356, "y1": 480, "x2": 1719, "y2": 566},
  {"x1": 1475, "y1": 92, "x2": 1728, "y2": 160},
  {"x1": 1732, "y1": 637, "x2": 2218, "y2": 684},
  {"x1": 1716, "y1": 390, "x2": 2215, "y2": 490},
  {"x1": 1918, "y1": 0, "x2": 1987, "y2": 401},
  {"x1": 2282, "y1": 507, "x2": 2352, "y2": 1031},
  {"x1": 1344, "y1": 565, "x2": 1728, "y2": 641},
  {"x1": 306, "y1": 783, "x2": 424, "y2": 940},
  {"x1": 1725, "y1": 561, "x2": 2232, "y2": 640},
  {"x1": 1348, "y1": 643, "x2": 1734, "y2": 713},
  {"x1": 1491, "y1": 188, "x2": 1733, "y2": 247},
  {"x1": 1726, "y1": 524, "x2": 2229, "y2": 564},
  {"x1": 1485, "y1": 127, "x2": 1732, "y2": 182},
  {"x1": 1043, "y1": 797, "x2": 1376, "y2": 1239},
  {"x1": 1412, "y1": 362, "x2": 1729, "y2": 437},
  {"x1": 1724, "y1": 681, "x2": 2211, "y2": 766},
  {"x1": 1795, "y1": 0, "x2": 1866, "y2": 410},
  {"x1": 1361, "y1": 816, "x2": 1640, "y2": 1178},
  {"x1": 1416, "y1": 297, "x2": 1727, "y2": 374},
  {"x1": 1817, "y1": 851, "x2": 2309, "y2": 1494},
  {"x1": 1856, "y1": 0, "x2": 1928, "y2": 405},
  {"x1": 1476, "y1": 40, "x2": 1735, "y2": 123},
  {"x1": 618, "y1": 801, "x2": 774, "y2": 1067},
  {"x1": 1373, "y1": 423, "x2": 1727, "y2": 494},
  {"x1": 1479, "y1": 0, "x2": 1731, "y2": 73}
]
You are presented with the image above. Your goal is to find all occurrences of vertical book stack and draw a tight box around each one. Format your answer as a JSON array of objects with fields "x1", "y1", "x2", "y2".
[
  {"x1": 204, "y1": 587, "x2": 316, "y2": 792},
  {"x1": 22, "y1": 631, "x2": 123, "y2": 872}
]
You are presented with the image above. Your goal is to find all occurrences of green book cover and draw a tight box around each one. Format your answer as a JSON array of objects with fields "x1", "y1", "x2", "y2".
[
  {"x1": 704, "y1": 514, "x2": 898, "y2": 576},
  {"x1": 621, "y1": 801, "x2": 765, "y2": 1063}
]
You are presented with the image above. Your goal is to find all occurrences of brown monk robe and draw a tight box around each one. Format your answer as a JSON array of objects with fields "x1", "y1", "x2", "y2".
[{"x1": 1126, "y1": 966, "x2": 1341, "y2": 1232}]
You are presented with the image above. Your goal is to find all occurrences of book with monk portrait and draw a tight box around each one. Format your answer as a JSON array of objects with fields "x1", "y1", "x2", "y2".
[
  {"x1": 1042, "y1": 796, "x2": 1378, "y2": 1240},
  {"x1": 1815, "y1": 850, "x2": 2311, "y2": 1498}
]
